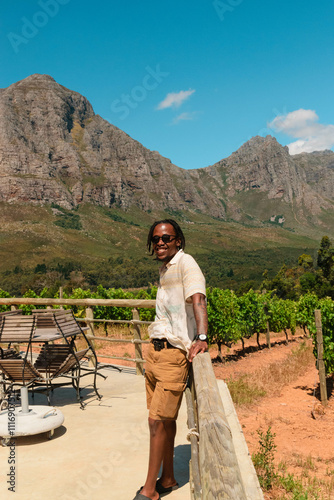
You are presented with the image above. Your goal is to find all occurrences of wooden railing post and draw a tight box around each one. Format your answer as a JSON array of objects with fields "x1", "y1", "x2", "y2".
[
  {"x1": 86, "y1": 307, "x2": 96, "y2": 367},
  {"x1": 12, "y1": 300, "x2": 20, "y2": 352},
  {"x1": 185, "y1": 377, "x2": 201, "y2": 500},
  {"x1": 59, "y1": 287, "x2": 64, "y2": 309},
  {"x1": 192, "y1": 353, "x2": 247, "y2": 499},
  {"x1": 47, "y1": 305, "x2": 53, "y2": 346},
  {"x1": 315, "y1": 309, "x2": 327, "y2": 406},
  {"x1": 132, "y1": 308, "x2": 143, "y2": 375},
  {"x1": 10, "y1": 305, "x2": 20, "y2": 352}
]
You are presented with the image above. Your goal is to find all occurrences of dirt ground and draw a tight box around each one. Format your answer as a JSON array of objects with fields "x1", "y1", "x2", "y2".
[
  {"x1": 95, "y1": 329, "x2": 334, "y2": 498},
  {"x1": 211, "y1": 332, "x2": 334, "y2": 496}
]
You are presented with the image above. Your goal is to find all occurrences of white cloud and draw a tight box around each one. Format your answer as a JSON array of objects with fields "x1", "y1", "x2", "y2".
[
  {"x1": 269, "y1": 109, "x2": 334, "y2": 155},
  {"x1": 172, "y1": 112, "x2": 197, "y2": 124},
  {"x1": 157, "y1": 89, "x2": 195, "y2": 110}
]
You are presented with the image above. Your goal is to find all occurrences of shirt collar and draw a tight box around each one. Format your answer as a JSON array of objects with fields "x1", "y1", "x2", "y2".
[{"x1": 164, "y1": 249, "x2": 183, "y2": 270}]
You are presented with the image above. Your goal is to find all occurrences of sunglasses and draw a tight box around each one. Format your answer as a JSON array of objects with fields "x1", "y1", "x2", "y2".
[{"x1": 151, "y1": 234, "x2": 177, "y2": 244}]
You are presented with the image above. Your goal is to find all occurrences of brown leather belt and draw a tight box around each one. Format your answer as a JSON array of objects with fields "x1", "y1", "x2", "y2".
[{"x1": 151, "y1": 339, "x2": 177, "y2": 351}]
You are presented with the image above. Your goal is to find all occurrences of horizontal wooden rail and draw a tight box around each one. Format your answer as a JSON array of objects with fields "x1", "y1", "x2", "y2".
[
  {"x1": 77, "y1": 318, "x2": 152, "y2": 325},
  {"x1": 0, "y1": 298, "x2": 156, "y2": 308},
  {"x1": 96, "y1": 354, "x2": 146, "y2": 363},
  {"x1": 86, "y1": 335, "x2": 150, "y2": 344}
]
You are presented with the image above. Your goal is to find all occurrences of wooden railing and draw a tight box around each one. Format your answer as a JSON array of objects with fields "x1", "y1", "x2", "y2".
[
  {"x1": 0, "y1": 298, "x2": 155, "y2": 375},
  {"x1": 186, "y1": 352, "x2": 248, "y2": 500}
]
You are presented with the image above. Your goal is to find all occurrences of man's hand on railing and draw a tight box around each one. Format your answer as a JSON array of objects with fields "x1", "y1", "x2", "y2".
[{"x1": 188, "y1": 340, "x2": 208, "y2": 362}]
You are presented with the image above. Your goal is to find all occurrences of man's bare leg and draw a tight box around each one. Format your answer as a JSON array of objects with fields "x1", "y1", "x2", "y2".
[
  {"x1": 140, "y1": 418, "x2": 177, "y2": 499},
  {"x1": 158, "y1": 420, "x2": 178, "y2": 489}
]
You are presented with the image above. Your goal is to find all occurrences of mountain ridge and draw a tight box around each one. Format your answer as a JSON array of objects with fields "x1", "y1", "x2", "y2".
[{"x1": 1, "y1": 74, "x2": 334, "y2": 233}]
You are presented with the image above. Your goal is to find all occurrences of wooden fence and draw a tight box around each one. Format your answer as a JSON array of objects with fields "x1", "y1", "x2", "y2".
[
  {"x1": 186, "y1": 353, "x2": 248, "y2": 500},
  {"x1": 0, "y1": 297, "x2": 155, "y2": 375}
]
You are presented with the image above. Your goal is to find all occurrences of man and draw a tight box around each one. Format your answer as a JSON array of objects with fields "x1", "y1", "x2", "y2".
[{"x1": 134, "y1": 219, "x2": 208, "y2": 500}]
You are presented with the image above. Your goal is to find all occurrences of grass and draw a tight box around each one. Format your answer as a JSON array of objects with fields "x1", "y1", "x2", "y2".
[
  {"x1": 253, "y1": 427, "x2": 334, "y2": 499},
  {"x1": 227, "y1": 341, "x2": 314, "y2": 406},
  {"x1": 252, "y1": 426, "x2": 277, "y2": 490},
  {"x1": 227, "y1": 375, "x2": 267, "y2": 405}
]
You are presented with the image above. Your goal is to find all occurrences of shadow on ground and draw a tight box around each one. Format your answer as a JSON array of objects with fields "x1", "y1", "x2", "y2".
[
  {"x1": 172, "y1": 443, "x2": 191, "y2": 488},
  {"x1": 295, "y1": 374, "x2": 333, "y2": 401},
  {"x1": 212, "y1": 335, "x2": 305, "y2": 364}
]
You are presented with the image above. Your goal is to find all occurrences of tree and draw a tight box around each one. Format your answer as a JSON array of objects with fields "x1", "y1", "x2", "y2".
[
  {"x1": 317, "y1": 236, "x2": 333, "y2": 279},
  {"x1": 298, "y1": 254, "x2": 313, "y2": 269},
  {"x1": 269, "y1": 265, "x2": 298, "y2": 300},
  {"x1": 299, "y1": 272, "x2": 317, "y2": 293}
]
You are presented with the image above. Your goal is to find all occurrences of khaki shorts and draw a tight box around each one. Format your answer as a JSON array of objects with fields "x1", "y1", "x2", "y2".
[{"x1": 145, "y1": 342, "x2": 190, "y2": 421}]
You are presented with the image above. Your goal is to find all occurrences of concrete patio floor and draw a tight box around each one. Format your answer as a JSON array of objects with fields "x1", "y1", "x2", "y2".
[
  {"x1": 0, "y1": 363, "x2": 263, "y2": 500},
  {"x1": 0, "y1": 365, "x2": 191, "y2": 500}
]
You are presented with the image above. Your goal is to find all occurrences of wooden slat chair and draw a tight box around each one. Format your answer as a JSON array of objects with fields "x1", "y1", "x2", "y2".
[
  {"x1": 52, "y1": 310, "x2": 105, "y2": 399},
  {"x1": 0, "y1": 310, "x2": 25, "y2": 349},
  {"x1": 0, "y1": 315, "x2": 36, "y2": 345},
  {"x1": 52, "y1": 310, "x2": 85, "y2": 338},
  {"x1": 0, "y1": 314, "x2": 33, "y2": 390},
  {"x1": 0, "y1": 315, "x2": 39, "y2": 401},
  {"x1": 33, "y1": 309, "x2": 106, "y2": 404},
  {"x1": 0, "y1": 313, "x2": 94, "y2": 407},
  {"x1": 0, "y1": 309, "x2": 23, "y2": 321},
  {"x1": 34, "y1": 344, "x2": 72, "y2": 373},
  {"x1": 35, "y1": 345, "x2": 91, "y2": 408},
  {"x1": 0, "y1": 312, "x2": 23, "y2": 359},
  {"x1": 34, "y1": 343, "x2": 90, "y2": 406},
  {"x1": 0, "y1": 309, "x2": 23, "y2": 325},
  {"x1": 0, "y1": 358, "x2": 43, "y2": 386},
  {"x1": 0, "y1": 346, "x2": 91, "y2": 408},
  {"x1": 0, "y1": 348, "x2": 21, "y2": 359},
  {"x1": 0, "y1": 314, "x2": 35, "y2": 358}
]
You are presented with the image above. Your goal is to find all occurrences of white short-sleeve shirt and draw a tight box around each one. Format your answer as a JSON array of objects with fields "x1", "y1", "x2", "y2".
[{"x1": 148, "y1": 249, "x2": 206, "y2": 353}]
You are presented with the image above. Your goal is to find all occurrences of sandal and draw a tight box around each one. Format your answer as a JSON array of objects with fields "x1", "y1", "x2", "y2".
[
  {"x1": 156, "y1": 480, "x2": 179, "y2": 496},
  {"x1": 133, "y1": 491, "x2": 161, "y2": 500}
]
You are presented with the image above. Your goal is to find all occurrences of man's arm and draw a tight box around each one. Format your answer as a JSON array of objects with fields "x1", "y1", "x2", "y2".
[{"x1": 188, "y1": 292, "x2": 208, "y2": 362}]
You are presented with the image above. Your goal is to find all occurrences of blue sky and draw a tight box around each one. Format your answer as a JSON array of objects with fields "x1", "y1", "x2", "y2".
[{"x1": 2, "y1": 0, "x2": 334, "y2": 169}]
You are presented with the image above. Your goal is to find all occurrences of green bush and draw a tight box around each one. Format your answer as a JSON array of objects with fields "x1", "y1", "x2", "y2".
[
  {"x1": 207, "y1": 287, "x2": 241, "y2": 355},
  {"x1": 54, "y1": 213, "x2": 82, "y2": 230}
]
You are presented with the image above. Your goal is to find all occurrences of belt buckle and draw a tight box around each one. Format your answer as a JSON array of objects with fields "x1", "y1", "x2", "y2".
[{"x1": 153, "y1": 339, "x2": 164, "y2": 351}]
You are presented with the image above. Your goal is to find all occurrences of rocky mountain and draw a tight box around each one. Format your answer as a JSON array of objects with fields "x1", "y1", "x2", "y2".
[
  {"x1": 0, "y1": 74, "x2": 224, "y2": 217},
  {"x1": 194, "y1": 137, "x2": 334, "y2": 223},
  {"x1": 1, "y1": 74, "x2": 334, "y2": 230}
]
